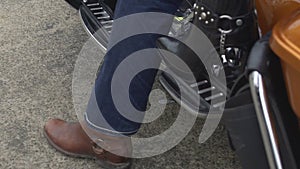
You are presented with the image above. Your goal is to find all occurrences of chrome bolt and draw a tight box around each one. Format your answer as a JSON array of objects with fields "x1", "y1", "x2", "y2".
[
  {"x1": 200, "y1": 7, "x2": 204, "y2": 11},
  {"x1": 200, "y1": 12, "x2": 207, "y2": 20},
  {"x1": 205, "y1": 21, "x2": 209, "y2": 24},
  {"x1": 236, "y1": 19, "x2": 243, "y2": 26},
  {"x1": 207, "y1": 11, "x2": 211, "y2": 15},
  {"x1": 210, "y1": 18, "x2": 214, "y2": 22}
]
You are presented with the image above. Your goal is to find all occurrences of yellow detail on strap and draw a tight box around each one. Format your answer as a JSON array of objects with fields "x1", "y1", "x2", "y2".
[{"x1": 174, "y1": 17, "x2": 184, "y2": 21}]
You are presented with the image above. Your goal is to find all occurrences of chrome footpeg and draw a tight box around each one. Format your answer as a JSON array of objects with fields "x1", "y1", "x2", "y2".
[
  {"x1": 79, "y1": 0, "x2": 113, "y2": 51},
  {"x1": 159, "y1": 70, "x2": 226, "y2": 117}
]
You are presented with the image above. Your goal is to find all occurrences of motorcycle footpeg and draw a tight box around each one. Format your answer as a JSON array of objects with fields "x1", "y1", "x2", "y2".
[
  {"x1": 79, "y1": 0, "x2": 114, "y2": 50},
  {"x1": 159, "y1": 71, "x2": 226, "y2": 116},
  {"x1": 157, "y1": 0, "x2": 259, "y2": 116}
]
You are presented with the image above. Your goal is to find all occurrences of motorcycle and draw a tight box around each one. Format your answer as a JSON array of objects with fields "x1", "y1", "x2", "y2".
[
  {"x1": 66, "y1": 0, "x2": 300, "y2": 168},
  {"x1": 75, "y1": 0, "x2": 259, "y2": 115}
]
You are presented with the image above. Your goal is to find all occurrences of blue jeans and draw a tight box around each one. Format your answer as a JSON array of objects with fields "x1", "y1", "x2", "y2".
[{"x1": 85, "y1": 0, "x2": 183, "y2": 135}]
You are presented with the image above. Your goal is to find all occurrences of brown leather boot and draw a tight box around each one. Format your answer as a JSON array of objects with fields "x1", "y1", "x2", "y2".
[{"x1": 44, "y1": 119, "x2": 132, "y2": 169}]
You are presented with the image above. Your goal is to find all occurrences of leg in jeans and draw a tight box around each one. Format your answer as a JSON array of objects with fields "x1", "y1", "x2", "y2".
[
  {"x1": 85, "y1": 0, "x2": 183, "y2": 136},
  {"x1": 44, "y1": 0, "x2": 183, "y2": 167}
]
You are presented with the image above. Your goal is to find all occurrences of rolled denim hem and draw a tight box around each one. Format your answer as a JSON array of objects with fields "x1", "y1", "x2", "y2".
[
  {"x1": 85, "y1": 86, "x2": 141, "y2": 136},
  {"x1": 84, "y1": 112, "x2": 139, "y2": 136}
]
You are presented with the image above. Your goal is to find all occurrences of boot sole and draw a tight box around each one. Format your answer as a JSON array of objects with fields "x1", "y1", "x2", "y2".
[{"x1": 43, "y1": 129, "x2": 131, "y2": 169}]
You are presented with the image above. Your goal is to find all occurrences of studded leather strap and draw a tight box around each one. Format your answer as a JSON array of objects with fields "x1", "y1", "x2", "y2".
[{"x1": 193, "y1": 2, "x2": 256, "y2": 33}]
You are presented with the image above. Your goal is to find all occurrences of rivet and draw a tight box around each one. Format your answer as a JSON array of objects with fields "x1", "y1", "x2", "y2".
[
  {"x1": 200, "y1": 12, "x2": 207, "y2": 20},
  {"x1": 199, "y1": 17, "x2": 202, "y2": 20},
  {"x1": 196, "y1": 6, "x2": 199, "y2": 9},
  {"x1": 210, "y1": 18, "x2": 214, "y2": 22},
  {"x1": 207, "y1": 11, "x2": 211, "y2": 15},
  {"x1": 200, "y1": 7, "x2": 204, "y2": 11},
  {"x1": 236, "y1": 19, "x2": 243, "y2": 26},
  {"x1": 195, "y1": 11, "x2": 198, "y2": 15},
  {"x1": 205, "y1": 21, "x2": 209, "y2": 24}
]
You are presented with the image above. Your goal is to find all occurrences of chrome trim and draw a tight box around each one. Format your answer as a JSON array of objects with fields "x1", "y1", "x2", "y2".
[
  {"x1": 93, "y1": 11, "x2": 107, "y2": 15},
  {"x1": 104, "y1": 25, "x2": 113, "y2": 29},
  {"x1": 205, "y1": 92, "x2": 223, "y2": 101},
  {"x1": 101, "y1": 20, "x2": 114, "y2": 24},
  {"x1": 78, "y1": 9, "x2": 107, "y2": 52},
  {"x1": 90, "y1": 7, "x2": 103, "y2": 11},
  {"x1": 86, "y1": 3, "x2": 100, "y2": 7},
  {"x1": 198, "y1": 86, "x2": 215, "y2": 95},
  {"x1": 212, "y1": 101, "x2": 225, "y2": 108},
  {"x1": 159, "y1": 72, "x2": 225, "y2": 117},
  {"x1": 249, "y1": 71, "x2": 283, "y2": 169},
  {"x1": 159, "y1": 74, "x2": 207, "y2": 118},
  {"x1": 97, "y1": 16, "x2": 110, "y2": 20},
  {"x1": 190, "y1": 80, "x2": 208, "y2": 88}
]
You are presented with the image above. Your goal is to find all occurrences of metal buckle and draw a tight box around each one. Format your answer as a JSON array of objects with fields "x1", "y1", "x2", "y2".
[{"x1": 218, "y1": 15, "x2": 233, "y2": 34}]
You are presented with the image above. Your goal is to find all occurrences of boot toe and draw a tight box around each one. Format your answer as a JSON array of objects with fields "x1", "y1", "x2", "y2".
[{"x1": 44, "y1": 119, "x2": 65, "y2": 142}]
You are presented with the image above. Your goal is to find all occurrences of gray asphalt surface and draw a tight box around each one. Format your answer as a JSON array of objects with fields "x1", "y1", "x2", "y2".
[{"x1": 0, "y1": 1, "x2": 241, "y2": 169}]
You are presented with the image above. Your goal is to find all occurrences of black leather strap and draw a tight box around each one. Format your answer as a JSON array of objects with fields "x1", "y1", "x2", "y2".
[{"x1": 194, "y1": 2, "x2": 256, "y2": 33}]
